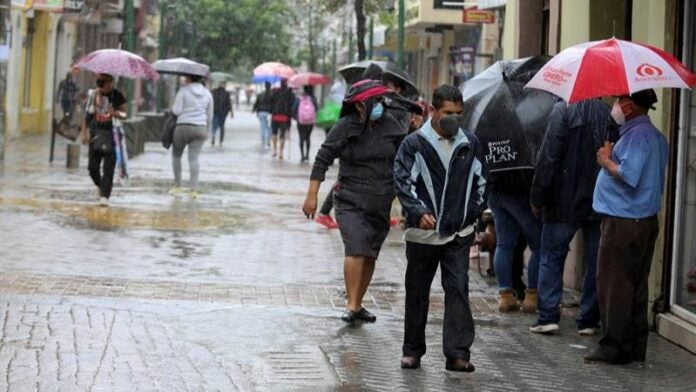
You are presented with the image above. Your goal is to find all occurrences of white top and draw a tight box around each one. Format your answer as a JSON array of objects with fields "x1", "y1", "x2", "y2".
[{"x1": 172, "y1": 83, "x2": 213, "y2": 128}]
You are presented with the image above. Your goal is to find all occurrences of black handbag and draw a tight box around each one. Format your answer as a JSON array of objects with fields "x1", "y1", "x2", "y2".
[
  {"x1": 90, "y1": 129, "x2": 114, "y2": 154},
  {"x1": 161, "y1": 111, "x2": 177, "y2": 149}
]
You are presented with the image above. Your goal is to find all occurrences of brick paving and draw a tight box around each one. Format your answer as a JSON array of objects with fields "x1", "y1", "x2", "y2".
[{"x1": 0, "y1": 111, "x2": 694, "y2": 391}]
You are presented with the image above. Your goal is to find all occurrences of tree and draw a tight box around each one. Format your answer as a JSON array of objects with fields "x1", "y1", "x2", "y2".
[
  {"x1": 322, "y1": 0, "x2": 391, "y2": 61},
  {"x1": 162, "y1": 0, "x2": 297, "y2": 75}
]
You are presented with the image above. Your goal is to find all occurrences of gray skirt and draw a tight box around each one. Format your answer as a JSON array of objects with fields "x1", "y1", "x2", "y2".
[{"x1": 333, "y1": 186, "x2": 393, "y2": 259}]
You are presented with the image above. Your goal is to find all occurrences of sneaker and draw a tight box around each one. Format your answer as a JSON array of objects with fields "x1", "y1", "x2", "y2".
[
  {"x1": 99, "y1": 197, "x2": 109, "y2": 207},
  {"x1": 529, "y1": 322, "x2": 559, "y2": 334},
  {"x1": 578, "y1": 327, "x2": 600, "y2": 336},
  {"x1": 169, "y1": 187, "x2": 185, "y2": 195},
  {"x1": 315, "y1": 214, "x2": 338, "y2": 229}
]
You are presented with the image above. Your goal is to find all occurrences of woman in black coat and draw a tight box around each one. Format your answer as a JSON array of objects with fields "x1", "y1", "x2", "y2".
[{"x1": 302, "y1": 79, "x2": 406, "y2": 323}]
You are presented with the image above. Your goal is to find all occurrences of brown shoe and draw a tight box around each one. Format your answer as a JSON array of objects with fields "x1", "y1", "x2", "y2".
[
  {"x1": 521, "y1": 289, "x2": 538, "y2": 313},
  {"x1": 400, "y1": 356, "x2": 421, "y2": 369},
  {"x1": 498, "y1": 289, "x2": 519, "y2": 312},
  {"x1": 445, "y1": 358, "x2": 475, "y2": 373}
]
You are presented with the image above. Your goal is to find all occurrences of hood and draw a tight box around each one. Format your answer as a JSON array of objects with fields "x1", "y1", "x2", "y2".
[{"x1": 187, "y1": 83, "x2": 209, "y2": 97}]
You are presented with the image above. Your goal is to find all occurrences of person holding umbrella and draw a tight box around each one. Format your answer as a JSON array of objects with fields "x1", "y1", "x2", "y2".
[
  {"x1": 585, "y1": 89, "x2": 668, "y2": 364},
  {"x1": 79, "y1": 73, "x2": 128, "y2": 207},
  {"x1": 294, "y1": 85, "x2": 318, "y2": 162},
  {"x1": 269, "y1": 79, "x2": 295, "y2": 159},
  {"x1": 252, "y1": 82, "x2": 273, "y2": 148},
  {"x1": 170, "y1": 74, "x2": 214, "y2": 197},
  {"x1": 302, "y1": 79, "x2": 406, "y2": 323}
]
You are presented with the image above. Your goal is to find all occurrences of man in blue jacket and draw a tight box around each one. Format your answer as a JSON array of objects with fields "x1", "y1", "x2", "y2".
[{"x1": 394, "y1": 85, "x2": 486, "y2": 373}]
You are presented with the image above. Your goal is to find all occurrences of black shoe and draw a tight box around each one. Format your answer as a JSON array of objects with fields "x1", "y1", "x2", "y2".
[
  {"x1": 583, "y1": 348, "x2": 631, "y2": 365},
  {"x1": 400, "y1": 356, "x2": 421, "y2": 369},
  {"x1": 445, "y1": 358, "x2": 475, "y2": 373},
  {"x1": 356, "y1": 308, "x2": 377, "y2": 323},
  {"x1": 341, "y1": 309, "x2": 358, "y2": 323}
]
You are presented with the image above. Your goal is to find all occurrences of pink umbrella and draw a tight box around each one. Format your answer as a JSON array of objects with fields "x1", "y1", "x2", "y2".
[
  {"x1": 73, "y1": 49, "x2": 160, "y2": 80},
  {"x1": 288, "y1": 72, "x2": 331, "y2": 87},
  {"x1": 253, "y1": 62, "x2": 295, "y2": 80},
  {"x1": 525, "y1": 38, "x2": 696, "y2": 103}
]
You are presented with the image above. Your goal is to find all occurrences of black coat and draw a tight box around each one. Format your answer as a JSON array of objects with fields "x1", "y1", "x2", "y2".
[{"x1": 531, "y1": 99, "x2": 618, "y2": 223}]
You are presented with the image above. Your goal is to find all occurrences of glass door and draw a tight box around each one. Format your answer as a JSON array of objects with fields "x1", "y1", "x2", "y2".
[{"x1": 672, "y1": 3, "x2": 696, "y2": 322}]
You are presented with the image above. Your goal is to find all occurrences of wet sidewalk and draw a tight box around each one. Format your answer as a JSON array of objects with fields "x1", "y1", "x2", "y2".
[{"x1": 0, "y1": 109, "x2": 694, "y2": 391}]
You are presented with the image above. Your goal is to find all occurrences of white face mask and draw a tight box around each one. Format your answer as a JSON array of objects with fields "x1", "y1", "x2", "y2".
[{"x1": 611, "y1": 101, "x2": 626, "y2": 125}]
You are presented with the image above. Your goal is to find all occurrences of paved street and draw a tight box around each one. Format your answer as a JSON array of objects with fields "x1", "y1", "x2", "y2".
[{"x1": 0, "y1": 108, "x2": 694, "y2": 391}]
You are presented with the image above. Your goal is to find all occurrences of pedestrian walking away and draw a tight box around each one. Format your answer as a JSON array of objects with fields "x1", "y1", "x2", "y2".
[
  {"x1": 529, "y1": 98, "x2": 617, "y2": 335},
  {"x1": 252, "y1": 82, "x2": 273, "y2": 148},
  {"x1": 585, "y1": 89, "x2": 668, "y2": 365},
  {"x1": 294, "y1": 85, "x2": 318, "y2": 162},
  {"x1": 211, "y1": 82, "x2": 233, "y2": 146},
  {"x1": 170, "y1": 74, "x2": 213, "y2": 198},
  {"x1": 79, "y1": 73, "x2": 128, "y2": 207},
  {"x1": 302, "y1": 79, "x2": 406, "y2": 324},
  {"x1": 269, "y1": 79, "x2": 295, "y2": 159},
  {"x1": 57, "y1": 72, "x2": 78, "y2": 119},
  {"x1": 394, "y1": 85, "x2": 487, "y2": 373}
]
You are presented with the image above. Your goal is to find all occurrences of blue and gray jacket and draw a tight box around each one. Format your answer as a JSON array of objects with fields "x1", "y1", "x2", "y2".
[{"x1": 394, "y1": 120, "x2": 487, "y2": 237}]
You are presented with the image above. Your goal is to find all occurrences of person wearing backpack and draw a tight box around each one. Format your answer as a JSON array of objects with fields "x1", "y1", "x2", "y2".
[{"x1": 295, "y1": 85, "x2": 319, "y2": 162}]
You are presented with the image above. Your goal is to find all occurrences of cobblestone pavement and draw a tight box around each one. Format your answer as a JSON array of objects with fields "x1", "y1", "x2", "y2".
[{"x1": 0, "y1": 109, "x2": 694, "y2": 391}]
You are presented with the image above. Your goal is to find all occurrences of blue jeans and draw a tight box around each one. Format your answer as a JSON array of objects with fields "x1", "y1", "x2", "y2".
[
  {"x1": 537, "y1": 220, "x2": 601, "y2": 329},
  {"x1": 257, "y1": 111, "x2": 271, "y2": 145},
  {"x1": 211, "y1": 113, "x2": 227, "y2": 143},
  {"x1": 488, "y1": 191, "x2": 541, "y2": 291}
]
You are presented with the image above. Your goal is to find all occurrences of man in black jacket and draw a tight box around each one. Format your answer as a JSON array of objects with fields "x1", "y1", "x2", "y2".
[
  {"x1": 394, "y1": 85, "x2": 486, "y2": 372},
  {"x1": 269, "y1": 79, "x2": 296, "y2": 159},
  {"x1": 211, "y1": 83, "x2": 233, "y2": 146},
  {"x1": 252, "y1": 82, "x2": 273, "y2": 147},
  {"x1": 529, "y1": 99, "x2": 617, "y2": 335}
]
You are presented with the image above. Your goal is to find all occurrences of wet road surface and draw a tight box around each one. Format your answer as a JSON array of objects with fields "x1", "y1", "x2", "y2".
[{"x1": 0, "y1": 108, "x2": 694, "y2": 391}]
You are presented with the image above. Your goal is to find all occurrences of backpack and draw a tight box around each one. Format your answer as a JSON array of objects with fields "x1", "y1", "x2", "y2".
[{"x1": 297, "y1": 95, "x2": 316, "y2": 125}]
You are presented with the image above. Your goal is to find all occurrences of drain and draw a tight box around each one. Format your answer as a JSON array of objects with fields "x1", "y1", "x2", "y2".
[{"x1": 263, "y1": 345, "x2": 338, "y2": 388}]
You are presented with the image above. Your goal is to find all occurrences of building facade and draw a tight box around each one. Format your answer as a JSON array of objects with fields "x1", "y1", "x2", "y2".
[{"x1": 503, "y1": 0, "x2": 696, "y2": 353}]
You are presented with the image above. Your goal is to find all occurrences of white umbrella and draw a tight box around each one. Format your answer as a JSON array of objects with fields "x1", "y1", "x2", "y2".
[{"x1": 153, "y1": 58, "x2": 210, "y2": 77}]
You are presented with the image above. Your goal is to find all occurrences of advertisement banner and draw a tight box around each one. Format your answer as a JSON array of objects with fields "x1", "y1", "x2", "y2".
[
  {"x1": 450, "y1": 45, "x2": 476, "y2": 80},
  {"x1": 63, "y1": 0, "x2": 84, "y2": 12},
  {"x1": 32, "y1": 0, "x2": 63, "y2": 11}
]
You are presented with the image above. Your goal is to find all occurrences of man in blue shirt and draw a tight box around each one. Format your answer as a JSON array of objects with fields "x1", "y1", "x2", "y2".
[{"x1": 585, "y1": 89, "x2": 668, "y2": 365}]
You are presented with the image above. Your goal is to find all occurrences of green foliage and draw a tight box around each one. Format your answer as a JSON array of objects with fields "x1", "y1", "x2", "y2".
[{"x1": 162, "y1": 0, "x2": 296, "y2": 75}]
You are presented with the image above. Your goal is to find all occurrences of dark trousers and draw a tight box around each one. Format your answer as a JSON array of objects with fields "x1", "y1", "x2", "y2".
[
  {"x1": 403, "y1": 235, "x2": 475, "y2": 360},
  {"x1": 88, "y1": 145, "x2": 116, "y2": 198},
  {"x1": 597, "y1": 215, "x2": 658, "y2": 362},
  {"x1": 298, "y1": 124, "x2": 313, "y2": 160}
]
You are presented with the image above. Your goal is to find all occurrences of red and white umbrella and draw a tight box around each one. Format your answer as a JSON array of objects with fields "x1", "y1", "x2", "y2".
[
  {"x1": 288, "y1": 72, "x2": 331, "y2": 87},
  {"x1": 73, "y1": 49, "x2": 160, "y2": 80},
  {"x1": 525, "y1": 38, "x2": 696, "y2": 103},
  {"x1": 253, "y1": 62, "x2": 295, "y2": 80}
]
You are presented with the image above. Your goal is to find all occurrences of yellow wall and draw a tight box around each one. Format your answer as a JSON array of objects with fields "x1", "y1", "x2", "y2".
[
  {"x1": 560, "y1": 0, "x2": 591, "y2": 49},
  {"x1": 18, "y1": 11, "x2": 50, "y2": 134},
  {"x1": 502, "y1": 0, "x2": 517, "y2": 59}
]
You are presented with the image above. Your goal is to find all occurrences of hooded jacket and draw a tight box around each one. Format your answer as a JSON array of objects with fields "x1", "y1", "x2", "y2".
[
  {"x1": 395, "y1": 120, "x2": 487, "y2": 237},
  {"x1": 172, "y1": 82, "x2": 214, "y2": 127},
  {"x1": 531, "y1": 99, "x2": 618, "y2": 223}
]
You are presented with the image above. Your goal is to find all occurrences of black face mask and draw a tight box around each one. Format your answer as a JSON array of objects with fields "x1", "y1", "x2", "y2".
[
  {"x1": 96, "y1": 79, "x2": 107, "y2": 88},
  {"x1": 438, "y1": 114, "x2": 462, "y2": 137}
]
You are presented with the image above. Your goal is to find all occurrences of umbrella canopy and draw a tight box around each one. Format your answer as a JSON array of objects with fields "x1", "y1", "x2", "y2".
[
  {"x1": 526, "y1": 38, "x2": 696, "y2": 103},
  {"x1": 253, "y1": 62, "x2": 295, "y2": 79},
  {"x1": 73, "y1": 49, "x2": 159, "y2": 80},
  {"x1": 462, "y1": 57, "x2": 559, "y2": 173},
  {"x1": 153, "y1": 57, "x2": 210, "y2": 77},
  {"x1": 339, "y1": 60, "x2": 418, "y2": 96},
  {"x1": 288, "y1": 72, "x2": 331, "y2": 87},
  {"x1": 251, "y1": 74, "x2": 283, "y2": 84},
  {"x1": 210, "y1": 71, "x2": 234, "y2": 82}
]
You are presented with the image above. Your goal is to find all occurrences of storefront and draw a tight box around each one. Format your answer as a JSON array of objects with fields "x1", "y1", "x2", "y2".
[{"x1": 658, "y1": 1, "x2": 696, "y2": 354}]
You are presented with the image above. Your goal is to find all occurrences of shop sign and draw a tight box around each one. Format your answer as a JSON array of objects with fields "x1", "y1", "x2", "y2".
[
  {"x1": 11, "y1": 0, "x2": 32, "y2": 10},
  {"x1": 63, "y1": 0, "x2": 84, "y2": 12},
  {"x1": 32, "y1": 0, "x2": 63, "y2": 11},
  {"x1": 462, "y1": 9, "x2": 496, "y2": 24},
  {"x1": 450, "y1": 45, "x2": 476, "y2": 80}
]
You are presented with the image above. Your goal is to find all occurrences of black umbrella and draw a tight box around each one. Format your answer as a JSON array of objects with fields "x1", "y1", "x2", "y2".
[
  {"x1": 339, "y1": 60, "x2": 418, "y2": 96},
  {"x1": 460, "y1": 56, "x2": 558, "y2": 173}
]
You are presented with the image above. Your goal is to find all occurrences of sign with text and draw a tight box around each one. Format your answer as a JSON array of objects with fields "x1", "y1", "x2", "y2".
[
  {"x1": 64, "y1": 0, "x2": 84, "y2": 12},
  {"x1": 32, "y1": 0, "x2": 63, "y2": 11},
  {"x1": 462, "y1": 9, "x2": 496, "y2": 24}
]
